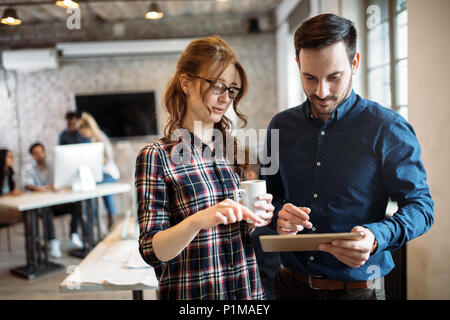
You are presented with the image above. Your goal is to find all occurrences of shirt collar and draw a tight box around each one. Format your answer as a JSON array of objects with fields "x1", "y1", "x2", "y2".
[
  {"x1": 32, "y1": 160, "x2": 48, "y2": 171},
  {"x1": 177, "y1": 128, "x2": 223, "y2": 160},
  {"x1": 305, "y1": 89, "x2": 357, "y2": 123}
]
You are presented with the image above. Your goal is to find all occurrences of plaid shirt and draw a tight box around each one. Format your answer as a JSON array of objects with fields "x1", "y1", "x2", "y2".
[{"x1": 135, "y1": 135, "x2": 264, "y2": 300}]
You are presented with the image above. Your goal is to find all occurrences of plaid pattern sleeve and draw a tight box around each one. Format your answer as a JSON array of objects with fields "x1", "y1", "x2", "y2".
[
  {"x1": 135, "y1": 143, "x2": 170, "y2": 269},
  {"x1": 135, "y1": 138, "x2": 265, "y2": 300}
]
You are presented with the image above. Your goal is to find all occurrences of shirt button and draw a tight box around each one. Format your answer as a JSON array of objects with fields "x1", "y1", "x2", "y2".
[
  {"x1": 312, "y1": 227, "x2": 316, "y2": 232},
  {"x1": 321, "y1": 131, "x2": 325, "y2": 136},
  {"x1": 313, "y1": 193, "x2": 318, "y2": 198},
  {"x1": 316, "y1": 162, "x2": 321, "y2": 167},
  {"x1": 309, "y1": 256, "x2": 315, "y2": 261}
]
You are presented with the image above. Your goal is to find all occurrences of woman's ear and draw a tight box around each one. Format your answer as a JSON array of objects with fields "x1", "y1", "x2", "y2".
[{"x1": 179, "y1": 74, "x2": 191, "y2": 95}]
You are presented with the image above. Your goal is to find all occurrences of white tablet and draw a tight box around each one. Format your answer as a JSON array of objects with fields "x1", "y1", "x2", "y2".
[{"x1": 259, "y1": 232, "x2": 364, "y2": 252}]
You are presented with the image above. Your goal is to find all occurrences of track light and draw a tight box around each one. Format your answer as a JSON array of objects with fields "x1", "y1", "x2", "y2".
[
  {"x1": 145, "y1": 2, "x2": 163, "y2": 20},
  {"x1": 1, "y1": 8, "x2": 22, "y2": 26},
  {"x1": 55, "y1": 0, "x2": 80, "y2": 9}
]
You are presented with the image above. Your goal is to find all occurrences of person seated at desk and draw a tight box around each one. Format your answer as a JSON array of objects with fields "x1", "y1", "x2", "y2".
[
  {"x1": 1, "y1": 149, "x2": 23, "y2": 247},
  {"x1": 1, "y1": 149, "x2": 22, "y2": 197},
  {"x1": 59, "y1": 111, "x2": 91, "y2": 145},
  {"x1": 22, "y1": 142, "x2": 83, "y2": 258},
  {"x1": 78, "y1": 112, "x2": 120, "y2": 225}
]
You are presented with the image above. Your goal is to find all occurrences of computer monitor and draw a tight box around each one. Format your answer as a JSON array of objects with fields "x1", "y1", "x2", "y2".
[{"x1": 54, "y1": 142, "x2": 104, "y2": 191}]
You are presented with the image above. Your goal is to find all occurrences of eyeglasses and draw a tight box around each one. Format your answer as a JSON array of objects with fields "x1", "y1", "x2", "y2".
[{"x1": 194, "y1": 76, "x2": 242, "y2": 99}]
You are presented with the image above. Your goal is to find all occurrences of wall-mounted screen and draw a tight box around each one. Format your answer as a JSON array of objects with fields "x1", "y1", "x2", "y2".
[{"x1": 75, "y1": 91, "x2": 158, "y2": 139}]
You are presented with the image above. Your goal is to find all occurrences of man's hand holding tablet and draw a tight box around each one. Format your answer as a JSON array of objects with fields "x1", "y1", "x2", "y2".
[
  {"x1": 318, "y1": 226, "x2": 377, "y2": 268},
  {"x1": 275, "y1": 203, "x2": 378, "y2": 268}
]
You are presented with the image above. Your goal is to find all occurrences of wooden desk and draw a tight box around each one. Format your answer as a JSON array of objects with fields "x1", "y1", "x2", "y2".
[
  {"x1": 0, "y1": 183, "x2": 131, "y2": 212},
  {"x1": 0, "y1": 183, "x2": 132, "y2": 280},
  {"x1": 60, "y1": 217, "x2": 158, "y2": 300}
]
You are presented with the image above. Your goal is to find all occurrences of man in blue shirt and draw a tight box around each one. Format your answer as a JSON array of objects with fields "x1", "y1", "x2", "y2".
[
  {"x1": 58, "y1": 112, "x2": 90, "y2": 145},
  {"x1": 260, "y1": 14, "x2": 434, "y2": 300}
]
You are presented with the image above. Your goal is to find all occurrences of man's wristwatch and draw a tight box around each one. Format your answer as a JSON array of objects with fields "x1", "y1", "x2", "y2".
[{"x1": 370, "y1": 239, "x2": 378, "y2": 255}]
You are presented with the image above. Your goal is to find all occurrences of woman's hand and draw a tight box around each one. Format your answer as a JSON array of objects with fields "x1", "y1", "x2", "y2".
[
  {"x1": 251, "y1": 193, "x2": 275, "y2": 227},
  {"x1": 153, "y1": 198, "x2": 263, "y2": 262},
  {"x1": 190, "y1": 198, "x2": 264, "y2": 230}
]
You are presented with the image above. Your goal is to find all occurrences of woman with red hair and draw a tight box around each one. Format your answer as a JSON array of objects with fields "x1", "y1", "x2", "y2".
[{"x1": 136, "y1": 36, "x2": 274, "y2": 300}]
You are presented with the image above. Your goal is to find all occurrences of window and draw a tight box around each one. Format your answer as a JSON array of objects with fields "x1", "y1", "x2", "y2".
[{"x1": 366, "y1": 0, "x2": 408, "y2": 119}]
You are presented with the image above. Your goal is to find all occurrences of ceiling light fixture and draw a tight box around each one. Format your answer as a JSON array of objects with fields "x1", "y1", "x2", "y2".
[
  {"x1": 145, "y1": 2, "x2": 163, "y2": 20},
  {"x1": 55, "y1": 0, "x2": 80, "y2": 9},
  {"x1": 1, "y1": 8, "x2": 22, "y2": 26}
]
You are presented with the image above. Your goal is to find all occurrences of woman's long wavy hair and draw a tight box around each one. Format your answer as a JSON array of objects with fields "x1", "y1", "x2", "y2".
[
  {"x1": 0, "y1": 149, "x2": 15, "y2": 195},
  {"x1": 163, "y1": 35, "x2": 249, "y2": 174},
  {"x1": 78, "y1": 112, "x2": 103, "y2": 142}
]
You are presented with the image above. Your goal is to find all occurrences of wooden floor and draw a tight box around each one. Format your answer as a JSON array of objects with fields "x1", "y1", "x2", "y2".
[{"x1": 0, "y1": 214, "x2": 157, "y2": 300}]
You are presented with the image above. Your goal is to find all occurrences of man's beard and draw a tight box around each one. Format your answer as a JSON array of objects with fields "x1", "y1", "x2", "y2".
[{"x1": 306, "y1": 78, "x2": 353, "y2": 118}]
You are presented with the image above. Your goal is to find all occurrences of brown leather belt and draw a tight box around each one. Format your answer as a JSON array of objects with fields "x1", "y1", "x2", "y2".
[{"x1": 290, "y1": 269, "x2": 375, "y2": 290}]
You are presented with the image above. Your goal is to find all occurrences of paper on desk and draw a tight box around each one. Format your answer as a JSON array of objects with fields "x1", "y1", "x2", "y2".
[
  {"x1": 101, "y1": 240, "x2": 137, "y2": 263},
  {"x1": 65, "y1": 258, "x2": 158, "y2": 287},
  {"x1": 101, "y1": 236, "x2": 150, "y2": 269},
  {"x1": 65, "y1": 258, "x2": 118, "y2": 284},
  {"x1": 65, "y1": 240, "x2": 157, "y2": 288},
  {"x1": 105, "y1": 266, "x2": 158, "y2": 287},
  {"x1": 126, "y1": 250, "x2": 150, "y2": 269}
]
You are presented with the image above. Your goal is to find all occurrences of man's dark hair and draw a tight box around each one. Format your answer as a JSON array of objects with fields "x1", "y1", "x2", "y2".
[
  {"x1": 294, "y1": 13, "x2": 357, "y2": 64},
  {"x1": 65, "y1": 111, "x2": 78, "y2": 120},
  {"x1": 29, "y1": 142, "x2": 45, "y2": 154}
]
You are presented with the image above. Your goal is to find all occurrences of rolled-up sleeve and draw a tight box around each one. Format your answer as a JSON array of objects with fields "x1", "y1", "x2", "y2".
[
  {"x1": 364, "y1": 118, "x2": 434, "y2": 253},
  {"x1": 135, "y1": 145, "x2": 171, "y2": 268}
]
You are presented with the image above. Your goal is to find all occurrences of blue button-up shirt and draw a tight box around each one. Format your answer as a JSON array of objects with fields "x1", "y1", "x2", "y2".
[
  {"x1": 58, "y1": 129, "x2": 90, "y2": 145},
  {"x1": 261, "y1": 90, "x2": 434, "y2": 281}
]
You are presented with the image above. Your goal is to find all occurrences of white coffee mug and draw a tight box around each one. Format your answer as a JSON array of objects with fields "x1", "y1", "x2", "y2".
[{"x1": 233, "y1": 179, "x2": 267, "y2": 223}]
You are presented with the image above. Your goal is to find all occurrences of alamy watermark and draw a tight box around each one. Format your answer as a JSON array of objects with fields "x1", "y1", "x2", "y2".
[
  {"x1": 170, "y1": 121, "x2": 280, "y2": 175},
  {"x1": 367, "y1": 264, "x2": 382, "y2": 289},
  {"x1": 366, "y1": 4, "x2": 381, "y2": 30},
  {"x1": 66, "y1": 7, "x2": 81, "y2": 30}
]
